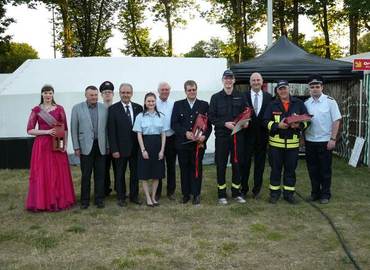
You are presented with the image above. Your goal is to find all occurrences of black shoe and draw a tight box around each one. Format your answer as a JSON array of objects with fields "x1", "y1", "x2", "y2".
[
  {"x1": 320, "y1": 198, "x2": 329, "y2": 204},
  {"x1": 181, "y1": 196, "x2": 190, "y2": 204},
  {"x1": 96, "y1": 202, "x2": 105, "y2": 208},
  {"x1": 80, "y1": 204, "x2": 89, "y2": 210},
  {"x1": 155, "y1": 194, "x2": 161, "y2": 202},
  {"x1": 192, "y1": 196, "x2": 200, "y2": 205},
  {"x1": 130, "y1": 198, "x2": 143, "y2": 205},
  {"x1": 146, "y1": 202, "x2": 154, "y2": 207},
  {"x1": 167, "y1": 194, "x2": 176, "y2": 201},
  {"x1": 153, "y1": 202, "x2": 160, "y2": 207},
  {"x1": 284, "y1": 196, "x2": 298, "y2": 204},
  {"x1": 117, "y1": 199, "x2": 127, "y2": 207},
  {"x1": 269, "y1": 196, "x2": 279, "y2": 204}
]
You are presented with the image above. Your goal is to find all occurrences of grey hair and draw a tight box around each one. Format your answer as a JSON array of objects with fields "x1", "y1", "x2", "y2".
[
  {"x1": 157, "y1": 81, "x2": 171, "y2": 91},
  {"x1": 119, "y1": 83, "x2": 133, "y2": 92}
]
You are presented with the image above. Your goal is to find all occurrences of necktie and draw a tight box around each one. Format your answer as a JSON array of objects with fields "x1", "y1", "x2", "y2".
[
  {"x1": 253, "y1": 93, "x2": 259, "y2": 115},
  {"x1": 125, "y1": 105, "x2": 132, "y2": 125}
]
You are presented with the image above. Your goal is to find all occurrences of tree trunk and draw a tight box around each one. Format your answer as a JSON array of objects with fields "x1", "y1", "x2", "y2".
[
  {"x1": 58, "y1": 0, "x2": 73, "y2": 57},
  {"x1": 349, "y1": 12, "x2": 359, "y2": 55},
  {"x1": 230, "y1": 0, "x2": 243, "y2": 63},
  {"x1": 292, "y1": 0, "x2": 299, "y2": 44},
  {"x1": 278, "y1": 0, "x2": 287, "y2": 36},
  {"x1": 163, "y1": 0, "x2": 172, "y2": 56},
  {"x1": 322, "y1": 1, "x2": 331, "y2": 58}
]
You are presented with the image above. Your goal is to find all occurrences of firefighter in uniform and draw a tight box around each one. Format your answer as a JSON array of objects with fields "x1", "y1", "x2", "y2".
[
  {"x1": 209, "y1": 70, "x2": 248, "y2": 205},
  {"x1": 304, "y1": 74, "x2": 341, "y2": 204},
  {"x1": 263, "y1": 80, "x2": 309, "y2": 204},
  {"x1": 171, "y1": 80, "x2": 212, "y2": 205}
]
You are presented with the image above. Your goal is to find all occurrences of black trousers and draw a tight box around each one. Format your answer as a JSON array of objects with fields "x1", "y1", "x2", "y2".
[
  {"x1": 269, "y1": 146, "x2": 299, "y2": 198},
  {"x1": 215, "y1": 134, "x2": 243, "y2": 199},
  {"x1": 241, "y1": 134, "x2": 267, "y2": 196},
  {"x1": 178, "y1": 145, "x2": 205, "y2": 198},
  {"x1": 305, "y1": 141, "x2": 332, "y2": 200},
  {"x1": 156, "y1": 135, "x2": 176, "y2": 197},
  {"x1": 114, "y1": 152, "x2": 139, "y2": 201},
  {"x1": 80, "y1": 140, "x2": 106, "y2": 205},
  {"x1": 104, "y1": 154, "x2": 116, "y2": 195}
]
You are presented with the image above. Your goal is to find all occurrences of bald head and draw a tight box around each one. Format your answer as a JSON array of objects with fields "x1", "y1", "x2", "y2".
[{"x1": 250, "y1": 72, "x2": 263, "y2": 92}]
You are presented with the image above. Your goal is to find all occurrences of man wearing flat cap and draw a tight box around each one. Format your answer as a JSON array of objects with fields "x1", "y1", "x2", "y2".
[
  {"x1": 209, "y1": 69, "x2": 248, "y2": 205},
  {"x1": 99, "y1": 81, "x2": 115, "y2": 196},
  {"x1": 263, "y1": 80, "x2": 309, "y2": 204},
  {"x1": 304, "y1": 74, "x2": 341, "y2": 204}
]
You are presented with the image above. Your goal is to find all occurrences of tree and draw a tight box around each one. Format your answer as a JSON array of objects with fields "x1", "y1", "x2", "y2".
[
  {"x1": 0, "y1": 0, "x2": 14, "y2": 52},
  {"x1": 0, "y1": 42, "x2": 39, "y2": 72},
  {"x1": 358, "y1": 32, "x2": 370, "y2": 53},
  {"x1": 68, "y1": 0, "x2": 117, "y2": 56},
  {"x1": 301, "y1": 36, "x2": 343, "y2": 59},
  {"x1": 205, "y1": 0, "x2": 265, "y2": 63},
  {"x1": 305, "y1": 0, "x2": 340, "y2": 59},
  {"x1": 343, "y1": 0, "x2": 370, "y2": 55},
  {"x1": 149, "y1": 0, "x2": 197, "y2": 56}
]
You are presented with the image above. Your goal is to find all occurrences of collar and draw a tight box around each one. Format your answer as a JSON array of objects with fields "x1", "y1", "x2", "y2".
[
  {"x1": 187, "y1": 98, "x2": 196, "y2": 104},
  {"x1": 121, "y1": 101, "x2": 132, "y2": 108},
  {"x1": 251, "y1": 89, "x2": 262, "y2": 96},
  {"x1": 222, "y1": 88, "x2": 234, "y2": 96},
  {"x1": 87, "y1": 101, "x2": 97, "y2": 108},
  {"x1": 143, "y1": 111, "x2": 157, "y2": 116},
  {"x1": 311, "y1": 94, "x2": 325, "y2": 103}
]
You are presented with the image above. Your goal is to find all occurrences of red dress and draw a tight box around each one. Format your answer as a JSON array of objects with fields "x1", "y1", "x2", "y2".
[{"x1": 26, "y1": 105, "x2": 76, "y2": 211}]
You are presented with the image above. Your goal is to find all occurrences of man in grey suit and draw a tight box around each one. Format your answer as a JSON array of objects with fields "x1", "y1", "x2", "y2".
[{"x1": 71, "y1": 85, "x2": 109, "y2": 209}]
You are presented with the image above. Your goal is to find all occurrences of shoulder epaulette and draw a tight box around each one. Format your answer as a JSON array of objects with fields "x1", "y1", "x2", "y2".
[{"x1": 327, "y1": 96, "x2": 334, "y2": 100}]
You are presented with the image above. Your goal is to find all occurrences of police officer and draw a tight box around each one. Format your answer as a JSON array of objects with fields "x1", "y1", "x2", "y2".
[
  {"x1": 171, "y1": 80, "x2": 212, "y2": 205},
  {"x1": 99, "y1": 81, "x2": 115, "y2": 196},
  {"x1": 304, "y1": 74, "x2": 341, "y2": 204},
  {"x1": 209, "y1": 70, "x2": 248, "y2": 205},
  {"x1": 264, "y1": 80, "x2": 309, "y2": 204}
]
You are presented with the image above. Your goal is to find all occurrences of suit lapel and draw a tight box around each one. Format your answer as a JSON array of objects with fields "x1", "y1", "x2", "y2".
[{"x1": 82, "y1": 102, "x2": 93, "y2": 130}]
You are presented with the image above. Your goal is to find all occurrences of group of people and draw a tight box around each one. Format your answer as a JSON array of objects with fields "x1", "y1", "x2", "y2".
[{"x1": 25, "y1": 69, "x2": 341, "y2": 212}]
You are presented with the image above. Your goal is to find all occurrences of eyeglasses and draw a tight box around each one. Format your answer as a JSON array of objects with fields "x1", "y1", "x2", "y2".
[
  {"x1": 186, "y1": 88, "x2": 197, "y2": 92},
  {"x1": 309, "y1": 85, "x2": 322, "y2": 89}
]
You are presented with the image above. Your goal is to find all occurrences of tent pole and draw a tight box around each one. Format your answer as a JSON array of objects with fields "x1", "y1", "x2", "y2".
[
  {"x1": 267, "y1": 0, "x2": 273, "y2": 47},
  {"x1": 359, "y1": 79, "x2": 362, "y2": 138}
]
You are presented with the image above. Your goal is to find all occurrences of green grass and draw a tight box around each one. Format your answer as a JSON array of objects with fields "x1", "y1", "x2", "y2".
[{"x1": 0, "y1": 157, "x2": 370, "y2": 269}]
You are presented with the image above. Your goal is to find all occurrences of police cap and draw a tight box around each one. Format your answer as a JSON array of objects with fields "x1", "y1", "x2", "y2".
[
  {"x1": 99, "y1": 81, "x2": 114, "y2": 92},
  {"x1": 308, "y1": 74, "x2": 324, "y2": 85}
]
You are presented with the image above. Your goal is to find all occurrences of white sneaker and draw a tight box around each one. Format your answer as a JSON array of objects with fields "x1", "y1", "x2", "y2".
[
  {"x1": 234, "y1": 196, "x2": 246, "y2": 204},
  {"x1": 218, "y1": 198, "x2": 228, "y2": 205}
]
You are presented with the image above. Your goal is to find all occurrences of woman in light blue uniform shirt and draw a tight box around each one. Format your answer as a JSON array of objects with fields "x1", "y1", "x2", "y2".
[{"x1": 133, "y1": 92, "x2": 167, "y2": 207}]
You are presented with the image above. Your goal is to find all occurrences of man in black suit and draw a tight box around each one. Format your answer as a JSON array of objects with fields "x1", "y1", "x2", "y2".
[
  {"x1": 241, "y1": 72, "x2": 272, "y2": 198},
  {"x1": 171, "y1": 80, "x2": 212, "y2": 205},
  {"x1": 107, "y1": 83, "x2": 143, "y2": 206}
]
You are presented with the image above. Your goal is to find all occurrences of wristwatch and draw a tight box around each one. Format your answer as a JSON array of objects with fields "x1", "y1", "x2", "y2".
[
  {"x1": 330, "y1": 137, "x2": 336, "y2": 141},
  {"x1": 141, "y1": 149, "x2": 146, "y2": 153}
]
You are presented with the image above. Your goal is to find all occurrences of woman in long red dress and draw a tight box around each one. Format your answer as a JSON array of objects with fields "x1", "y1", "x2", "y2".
[{"x1": 26, "y1": 85, "x2": 76, "y2": 211}]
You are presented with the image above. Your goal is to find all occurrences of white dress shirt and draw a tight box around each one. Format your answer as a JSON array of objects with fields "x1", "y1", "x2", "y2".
[
  {"x1": 251, "y1": 90, "x2": 263, "y2": 116},
  {"x1": 121, "y1": 101, "x2": 134, "y2": 124},
  {"x1": 304, "y1": 94, "x2": 342, "y2": 142},
  {"x1": 156, "y1": 98, "x2": 175, "y2": 136},
  {"x1": 187, "y1": 98, "x2": 196, "y2": 109}
]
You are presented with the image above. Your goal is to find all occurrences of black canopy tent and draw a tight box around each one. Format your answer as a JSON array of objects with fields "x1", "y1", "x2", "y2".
[{"x1": 231, "y1": 36, "x2": 362, "y2": 84}]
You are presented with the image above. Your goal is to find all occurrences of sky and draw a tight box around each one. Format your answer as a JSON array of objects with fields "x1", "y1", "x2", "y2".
[{"x1": 4, "y1": 1, "x2": 317, "y2": 59}]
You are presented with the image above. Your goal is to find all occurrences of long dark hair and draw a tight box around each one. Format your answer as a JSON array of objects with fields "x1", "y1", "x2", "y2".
[
  {"x1": 39, "y1": 85, "x2": 57, "y2": 105},
  {"x1": 143, "y1": 92, "x2": 160, "y2": 117}
]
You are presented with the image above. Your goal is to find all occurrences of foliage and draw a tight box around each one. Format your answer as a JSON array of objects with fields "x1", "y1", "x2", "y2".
[
  {"x1": 118, "y1": 0, "x2": 168, "y2": 56},
  {"x1": 0, "y1": 0, "x2": 14, "y2": 54},
  {"x1": 301, "y1": 36, "x2": 343, "y2": 59},
  {"x1": 357, "y1": 32, "x2": 370, "y2": 53},
  {"x1": 184, "y1": 37, "x2": 258, "y2": 64},
  {"x1": 0, "y1": 42, "x2": 39, "y2": 73},
  {"x1": 204, "y1": 0, "x2": 265, "y2": 63},
  {"x1": 149, "y1": 0, "x2": 198, "y2": 56}
]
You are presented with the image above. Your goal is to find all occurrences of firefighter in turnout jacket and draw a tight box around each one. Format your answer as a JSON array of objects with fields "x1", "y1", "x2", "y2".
[{"x1": 263, "y1": 80, "x2": 309, "y2": 204}]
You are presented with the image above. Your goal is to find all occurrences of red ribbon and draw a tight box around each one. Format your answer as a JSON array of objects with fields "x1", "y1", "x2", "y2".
[
  {"x1": 195, "y1": 143, "x2": 200, "y2": 178},
  {"x1": 233, "y1": 134, "x2": 238, "y2": 163}
]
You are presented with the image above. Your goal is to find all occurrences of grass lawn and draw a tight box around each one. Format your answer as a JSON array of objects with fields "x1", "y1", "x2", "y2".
[{"x1": 0, "y1": 157, "x2": 369, "y2": 270}]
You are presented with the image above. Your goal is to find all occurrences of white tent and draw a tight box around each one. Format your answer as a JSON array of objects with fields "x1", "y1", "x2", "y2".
[
  {"x1": 0, "y1": 74, "x2": 10, "y2": 85},
  {"x1": 0, "y1": 57, "x2": 227, "y2": 156}
]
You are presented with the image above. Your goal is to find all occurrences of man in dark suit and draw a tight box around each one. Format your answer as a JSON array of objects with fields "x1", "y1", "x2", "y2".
[
  {"x1": 107, "y1": 83, "x2": 143, "y2": 207},
  {"x1": 171, "y1": 80, "x2": 212, "y2": 205},
  {"x1": 241, "y1": 72, "x2": 272, "y2": 198}
]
